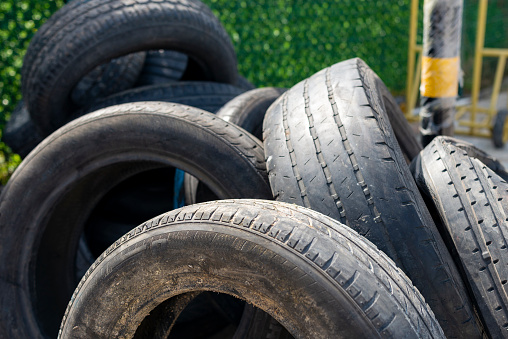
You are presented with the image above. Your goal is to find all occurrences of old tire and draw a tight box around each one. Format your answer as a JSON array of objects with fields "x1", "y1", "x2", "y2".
[
  {"x1": 0, "y1": 102, "x2": 271, "y2": 338},
  {"x1": 59, "y1": 200, "x2": 444, "y2": 339},
  {"x1": 22, "y1": 0, "x2": 238, "y2": 135},
  {"x1": 263, "y1": 58, "x2": 482, "y2": 338},
  {"x1": 411, "y1": 136, "x2": 508, "y2": 338}
]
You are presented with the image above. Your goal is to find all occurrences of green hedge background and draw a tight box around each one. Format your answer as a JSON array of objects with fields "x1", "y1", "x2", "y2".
[{"x1": 0, "y1": 0, "x2": 507, "y2": 184}]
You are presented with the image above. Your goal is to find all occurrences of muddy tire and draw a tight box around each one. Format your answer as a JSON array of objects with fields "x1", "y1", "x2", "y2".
[
  {"x1": 0, "y1": 102, "x2": 270, "y2": 338},
  {"x1": 59, "y1": 200, "x2": 444, "y2": 339}
]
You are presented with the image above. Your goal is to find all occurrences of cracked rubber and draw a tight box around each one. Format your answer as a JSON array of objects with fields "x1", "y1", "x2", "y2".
[
  {"x1": 0, "y1": 102, "x2": 271, "y2": 338},
  {"x1": 263, "y1": 58, "x2": 482, "y2": 338},
  {"x1": 21, "y1": 0, "x2": 238, "y2": 135},
  {"x1": 411, "y1": 136, "x2": 508, "y2": 338},
  {"x1": 59, "y1": 200, "x2": 445, "y2": 339}
]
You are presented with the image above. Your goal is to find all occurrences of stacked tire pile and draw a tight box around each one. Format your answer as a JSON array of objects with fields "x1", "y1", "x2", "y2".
[{"x1": 0, "y1": 0, "x2": 506, "y2": 338}]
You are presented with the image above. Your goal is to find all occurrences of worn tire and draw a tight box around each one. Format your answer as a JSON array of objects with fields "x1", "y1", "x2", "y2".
[
  {"x1": 22, "y1": 0, "x2": 238, "y2": 135},
  {"x1": 411, "y1": 136, "x2": 508, "y2": 338},
  {"x1": 71, "y1": 51, "x2": 146, "y2": 106},
  {"x1": 263, "y1": 58, "x2": 482, "y2": 338},
  {"x1": 0, "y1": 102, "x2": 271, "y2": 338},
  {"x1": 59, "y1": 200, "x2": 445, "y2": 339}
]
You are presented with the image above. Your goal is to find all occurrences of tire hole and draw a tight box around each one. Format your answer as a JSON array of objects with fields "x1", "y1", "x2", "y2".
[
  {"x1": 487, "y1": 287, "x2": 494, "y2": 292},
  {"x1": 502, "y1": 280, "x2": 507, "y2": 285},
  {"x1": 486, "y1": 241, "x2": 492, "y2": 246},
  {"x1": 494, "y1": 259, "x2": 499, "y2": 264},
  {"x1": 472, "y1": 248, "x2": 479, "y2": 253}
]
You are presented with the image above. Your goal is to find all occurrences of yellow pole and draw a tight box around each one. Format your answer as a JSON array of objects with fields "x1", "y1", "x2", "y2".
[
  {"x1": 406, "y1": 0, "x2": 419, "y2": 117},
  {"x1": 470, "y1": 0, "x2": 488, "y2": 134}
]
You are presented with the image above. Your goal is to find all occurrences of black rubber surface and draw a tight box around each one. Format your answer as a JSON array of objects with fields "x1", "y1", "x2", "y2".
[
  {"x1": 22, "y1": 0, "x2": 238, "y2": 135},
  {"x1": 59, "y1": 200, "x2": 445, "y2": 339},
  {"x1": 0, "y1": 102, "x2": 271, "y2": 338},
  {"x1": 493, "y1": 109, "x2": 508, "y2": 149},
  {"x1": 136, "y1": 50, "x2": 188, "y2": 86},
  {"x1": 2, "y1": 101, "x2": 42, "y2": 158},
  {"x1": 80, "y1": 81, "x2": 245, "y2": 116},
  {"x1": 263, "y1": 58, "x2": 482, "y2": 338},
  {"x1": 412, "y1": 136, "x2": 508, "y2": 338},
  {"x1": 217, "y1": 87, "x2": 286, "y2": 139},
  {"x1": 71, "y1": 51, "x2": 146, "y2": 106},
  {"x1": 5, "y1": 82, "x2": 245, "y2": 158}
]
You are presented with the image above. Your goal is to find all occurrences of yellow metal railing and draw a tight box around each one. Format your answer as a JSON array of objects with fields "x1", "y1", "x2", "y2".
[{"x1": 405, "y1": 0, "x2": 508, "y2": 140}]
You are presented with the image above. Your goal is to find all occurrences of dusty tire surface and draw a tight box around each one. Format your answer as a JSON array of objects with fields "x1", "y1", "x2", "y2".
[
  {"x1": 22, "y1": 0, "x2": 238, "y2": 135},
  {"x1": 0, "y1": 102, "x2": 270, "y2": 338},
  {"x1": 263, "y1": 58, "x2": 482, "y2": 338},
  {"x1": 412, "y1": 136, "x2": 508, "y2": 338},
  {"x1": 59, "y1": 200, "x2": 445, "y2": 339}
]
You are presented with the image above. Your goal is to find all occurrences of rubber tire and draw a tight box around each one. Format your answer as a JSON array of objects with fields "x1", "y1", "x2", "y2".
[
  {"x1": 0, "y1": 102, "x2": 271, "y2": 338},
  {"x1": 216, "y1": 87, "x2": 286, "y2": 140},
  {"x1": 59, "y1": 200, "x2": 445, "y2": 339},
  {"x1": 492, "y1": 109, "x2": 508, "y2": 149},
  {"x1": 183, "y1": 87, "x2": 286, "y2": 206},
  {"x1": 411, "y1": 136, "x2": 508, "y2": 338},
  {"x1": 262, "y1": 58, "x2": 482, "y2": 338},
  {"x1": 79, "y1": 82, "x2": 245, "y2": 117},
  {"x1": 136, "y1": 50, "x2": 188, "y2": 86},
  {"x1": 6, "y1": 83, "x2": 245, "y2": 158},
  {"x1": 2, "y1": 101, "x2": 43, "y2": 158},
  {"x1": 21, "y1": 0, "x2": 238, "y2": 135},
  {"x1": 71, "y1": 51, "x2": 146, "y2": 106}
]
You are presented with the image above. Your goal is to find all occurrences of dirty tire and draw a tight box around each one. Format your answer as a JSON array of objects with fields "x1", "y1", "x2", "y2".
[
  {"x1": 2, "y1": 101, "x2": 43, "y2": 158},
  {"x1": 217, "y1": 87, "x2": 286, "y2": 139},
  {"x1": 263, "y1": 58, "x2": 482, "y2": 338},
  {"x1": 411, "y1": 136, "x2": 508, "y2": 338},
  {"x1": 0, "y1": 102, "x2": 271, "y2": 338},
  {"x1": 22, "y1": 0, "x2": 238, "y2": 135},
  {"x1": 136, "y1": 50, "x2": 188, "y2": 86},
  {"x1": 493, "y1": 109, "x2": 508, "y2": 149},
  {"x1": 59, "y1": 200, "x2": 445, "y2": 339}
]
